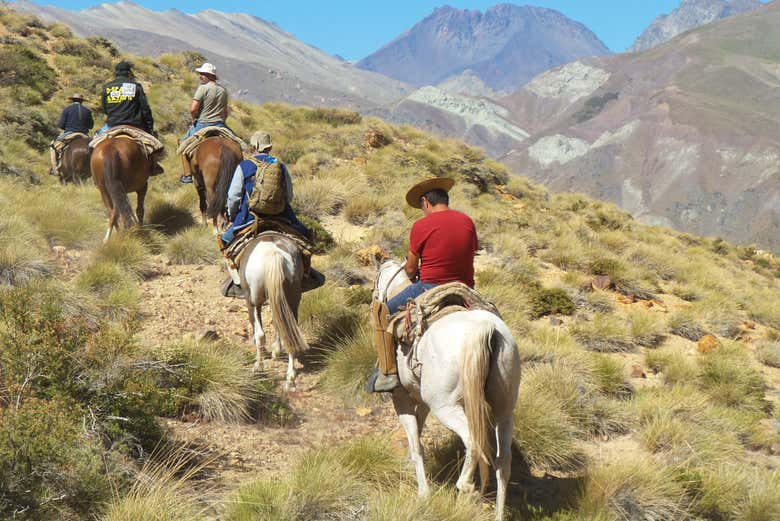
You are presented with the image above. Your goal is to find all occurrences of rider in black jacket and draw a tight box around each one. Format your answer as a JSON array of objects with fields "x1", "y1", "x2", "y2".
[
  {"x1": 98, "y1": 61, "x2": 163, "y2": 175},
  {"x1": 100, "y1": 61, "x2": 154, "y2": 133}
]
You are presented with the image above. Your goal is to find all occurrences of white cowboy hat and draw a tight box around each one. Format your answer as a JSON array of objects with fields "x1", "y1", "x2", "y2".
[
  {"x1": 195, "y1": 63, "x2": 217, "y2": 77},
  {"x1": 405, "y1": 177, "x2": 455, "y2": 208}
]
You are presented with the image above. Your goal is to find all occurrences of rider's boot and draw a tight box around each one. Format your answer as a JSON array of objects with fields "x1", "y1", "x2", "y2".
[
  {"x1": 368, "y1": 300, "x2": 400, "y2": 392},
  {"x1": 49, "y1": 145, "x2": 59, "y2": 177},
  {"x1": 221, "y1": 264, "x2": 245, "y2": 298},
  {"x1": 179, "y1": 155, "x2": 193, "y2": 184}
]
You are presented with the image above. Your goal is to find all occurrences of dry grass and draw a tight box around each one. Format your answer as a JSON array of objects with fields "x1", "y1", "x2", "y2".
[
  {"x1": 0, "y1": 214, "x2": 51, "y2": 285},
  {"x1": 570, "y1": 313, "x2": 633, "y2": 352},
  {"x1": 165, "y1": 227, "x2": 221, "y2": 265},
  {"x1": 319, "y1": 324, "x2": 377, "y2": 405},
  {"x1": 756, "y1": 339, "x2": 780, "y2": 367},
  {"x1": 628, "y1": 307, "x2": 668, "y2": 347},
  {"x1": 93, "y1": 232, "x2": 156, "y2": 278}
]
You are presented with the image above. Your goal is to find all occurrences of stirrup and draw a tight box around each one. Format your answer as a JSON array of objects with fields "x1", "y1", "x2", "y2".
[
  {"x1": 365, "y1": 366, "x2": 400, "y2": 393},
  {"x1": 220, "y1": 277, "x2": 244, "y2": 298}
]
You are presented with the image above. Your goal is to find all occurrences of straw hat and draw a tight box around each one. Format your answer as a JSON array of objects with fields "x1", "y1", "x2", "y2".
[
  {"x1": 249, "y1": 131, "x2": 272, "y2": 152},
  {"x1": 69, "y1": 93, "x2": 84, "y2": 101},
  {"x1": 405, "y1": 177, "x2": 455, "y2": 208}
]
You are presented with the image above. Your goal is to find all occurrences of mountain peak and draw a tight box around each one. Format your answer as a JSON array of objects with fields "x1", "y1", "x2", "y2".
[
  {"x1": 357, "y1": 3, "x2": 609, "y2": 91},
  {"x1": 629, "y1": 0, "x2": 761, "y2": 52}
]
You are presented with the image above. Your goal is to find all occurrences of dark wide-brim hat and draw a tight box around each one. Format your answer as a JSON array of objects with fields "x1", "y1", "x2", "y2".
[{"x1": 405, "y1": 177, "x2": 455, "y2": 208}]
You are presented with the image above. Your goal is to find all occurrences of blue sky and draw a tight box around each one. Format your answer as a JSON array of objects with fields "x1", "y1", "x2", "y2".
[{"x1": 30, "y1": 1, "x2": 762, "y2": 60}]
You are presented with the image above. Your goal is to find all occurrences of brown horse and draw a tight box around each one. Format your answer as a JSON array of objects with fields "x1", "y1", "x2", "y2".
[
  {"x1": 90, "y1": 136, "x2": 150, "y2": 241},
  {"x1": 60, "y1": 135, "x2": 91, "y2": 184},
  {"x1": 184, "y1": 136, "x2": 242, "y2": 227}
]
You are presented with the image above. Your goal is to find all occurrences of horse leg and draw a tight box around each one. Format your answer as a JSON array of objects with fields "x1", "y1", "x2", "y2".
[
  {"x1": 392, "y1": 389, "x2": 429, "y2": 496},
  {"x1": 195, "y1": 183, "x2": 208, "y2": 226},
  {"x1": 285, "y1": 353, "x2": 296, "y2": 392},
  {"x1": 271, "y1": 331, "x2": 282, "y2": 358},
  {"x1": 494, "y1": 416, "x2": 513, "y2": 520},
  {"x1": 136, "y1": 181, "x2": 148, "y2": 226},
  {"x1": 250, "y1": 304, "x2": 266, "y2": 373},
  {"x1": 433, "y1": 404, "x2": 478, "y2": 495}
]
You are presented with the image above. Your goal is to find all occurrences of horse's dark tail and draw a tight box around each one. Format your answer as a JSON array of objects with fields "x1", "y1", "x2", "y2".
[
  {"x1": 207, "y1": 147, "x2": 235, "y2": 219},
  {"x1": 103, "y1": 149, "x2": 136, "y2": 228}
]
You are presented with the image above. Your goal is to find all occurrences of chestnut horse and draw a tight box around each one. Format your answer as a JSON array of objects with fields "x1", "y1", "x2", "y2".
[
  {"x1": 60, "y1": 135, "x2": 91, "y2": 184},
  {"x1": 90, "y1": 136, "x2": 151, "y2": 241},
  {"x1": 185, "y1": 136, "x2": 242, "y2": 227}
]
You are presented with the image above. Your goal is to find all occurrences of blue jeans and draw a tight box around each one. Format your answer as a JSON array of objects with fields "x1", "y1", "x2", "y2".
[
  {"x1": 96, "y1": 124, "x2": 109, "y2": 136},
  {"x1": 387, "y1": 282, "x2": 439, "y2": 314},
  {"x1": 184, "y1": 120, "x2": 228, "y2": 140}
]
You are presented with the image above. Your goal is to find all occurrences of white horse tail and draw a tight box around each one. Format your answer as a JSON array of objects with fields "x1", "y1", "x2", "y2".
[
  {"x1": 461, "y1": 317, "x2": 495, "y2": 492},
  {"x1": 265, "y1": 248, "x2": 308, "y2": 356}
]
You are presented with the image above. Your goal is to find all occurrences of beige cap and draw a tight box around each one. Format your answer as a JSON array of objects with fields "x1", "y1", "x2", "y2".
[
  {"x1": 195, "y1": 62, "x2": 217, "y2": 77},
  {"x1": 250, "y1": 131, "x2": 272, "y2": 152},
  {"x1": 405, "y1": 177, "x2": 455, "y2": 208}
]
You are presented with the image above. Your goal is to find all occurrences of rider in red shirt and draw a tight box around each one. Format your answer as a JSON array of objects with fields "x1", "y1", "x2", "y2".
[{"x1": 370, "y1": 177, "x2": 478, "y2": 392}]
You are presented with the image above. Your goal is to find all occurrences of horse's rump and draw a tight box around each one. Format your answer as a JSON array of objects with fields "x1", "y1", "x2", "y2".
[{"x1": 90, "y1": 125, "x2": 165, "y2": 160}]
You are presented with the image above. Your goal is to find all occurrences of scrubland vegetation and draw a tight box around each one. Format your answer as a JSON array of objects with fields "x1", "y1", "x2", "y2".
[{"x1": 1, "y1": 7, "x2": 779, "y2": 520}]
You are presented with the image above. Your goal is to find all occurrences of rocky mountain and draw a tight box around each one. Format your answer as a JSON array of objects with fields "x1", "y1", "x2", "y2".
[
  {"x1": 501, "y1": 1, "x2": 780, "y2": 247},
  {"x1": 356, "y1": 4, "x2": 610, "y2": 92},
  {"x1": 629, "y1": 0, "x2": 761, "y2": 52},
  {"x1": 12, "y1": 0, "x2": 409, "y2": 110}
]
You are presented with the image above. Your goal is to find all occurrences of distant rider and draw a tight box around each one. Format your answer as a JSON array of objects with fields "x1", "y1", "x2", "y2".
[
  {"x1": 49, "y1": 93, "x2": 93, "y2": 176},
  {"x1": 180, "y1": 62, "x2": 230, "y2": 184},
  {"x1": 220, "y1": 131, "x2": 323, "y2": 297},
  {"x1": 97, "y1": 60, "x2": 163, "y2": 175},
  {"x1": 369, "y1": 177, "x2": 478, "y2": 392}
]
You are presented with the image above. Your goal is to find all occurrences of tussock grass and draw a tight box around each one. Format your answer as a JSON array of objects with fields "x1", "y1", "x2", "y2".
[
  {"x1": 756, "y1": 339, "x2": 780, "y2": 367},
  {"x1": 299, "y1": 283, "x2": 362, "y2": 347},
  {"x1": 0, "y1": 214, "x2": 51, "y2": 285},
  {"x1": 76, "y1": 260, "x2": 139, "y2": 319},
  {"x1": 294, "y1": 176, "x2": 346, "y2": 218},
  {"x1": 101, "y1": 450, "x2": 209, "y2": 521},
  {"x1": 165, "y1": 227, "x2": 221, "y2": 265},
  {"x1": 319, "y1": 324, "x2": 376, "y2": 405},
  {"x1": 628, "y1": 307, "x2": 668, "y2": 347},
  {"x1": 668, "y1": 307, "x2": 707, "y2": 341},
  {"x1": 570, "y1": 313, "x2": 633, "y2": 352},
  {"x1": 149, "y1": 338, "x2": 262, "y2": 423},
  {"x1": 516, "y1": 324, "x2": 580, "y2": 364},
  {"x1": 368, "y1": 485, "x2": 495, "y2": 521},
  {"x1": 145, "y1": 198, "x2": 197, "y2": 236},
  {"x1": 691, "y1": 294, "x2": 743, "y2": 338},
  {"x1": 94, "y1": 233, "x2": 155, "y2": 278},
  {"x1": 645, "y1": 346, "x2": 699, "y2": 384},
  {"x1": 577, "y1": 454, "x2": 688, "y2": 521},
  {"x1": 733, "y1": 471, "x2": 780, "y2": 521},
  {"x1": 697, "y1": 341, "x2": 766, "y2": 411},
  {"x1": 17, "y1": 184, "x2": 104, "y2": 248},
  {"x1": 343, "y1": 195, "x2": 386, "y2": 225}
]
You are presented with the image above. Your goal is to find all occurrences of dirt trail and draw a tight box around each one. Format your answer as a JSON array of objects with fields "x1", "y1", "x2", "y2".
[{"x1": 135, "y1": 257, "x2": 440, "y2": 502}]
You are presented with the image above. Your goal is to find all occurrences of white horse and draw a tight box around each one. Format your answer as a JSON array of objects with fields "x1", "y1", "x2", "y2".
[
  {"x1": 375, "y1": 259, "x2": 522, "y2": 520},
  {"x1": 239, "y1": 233, "x2": 309, "y2": 389}
]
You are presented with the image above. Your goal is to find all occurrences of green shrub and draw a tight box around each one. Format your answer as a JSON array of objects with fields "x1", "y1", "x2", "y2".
[
  {"x1": 0, "y1": 44, "x2": 56, "y2": 100},
  {"x1": 299, "y1": 215, "x2": 335, "y2": 254},
  {"x1": 303, "y1": 107, "x2": 362, "y2": 126},
  {"x1": 529, "y1": 287, "x2": 575, "y2": 318},
  {"x1": 0, "y1": 397, "x2": 110, "y2": 520}
]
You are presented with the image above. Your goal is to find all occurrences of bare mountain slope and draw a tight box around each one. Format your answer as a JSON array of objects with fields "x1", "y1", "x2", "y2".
[
  {"x1": 629, "y1": 0, "x2": 761, "y2": 52},
  {"x1": 502, "y1": 2, "x2": 780, "y2": 247},
  {"x1": 356, "y1": 4, "x2": 610, "y2": 92},
  {"x1": 12, "y1": 0, "x2": 409, "y2": 110}
]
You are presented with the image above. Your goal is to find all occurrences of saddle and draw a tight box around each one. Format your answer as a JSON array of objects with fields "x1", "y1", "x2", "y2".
[
  {"x1": 89, "y1": 126, "x2": 166, "y2": 160},
  {"x1": 176, "y1": 126, "x2": 248, "y2": 160},
  {"x1": 51, "y1": 132, "x2": 90, "y2": 153},
  {"x1": 387, "y1": 282, "x2": 500, "y2": 360},
  {"x1": 221, "y1": 213, "x2": 313, "y2": 270}
]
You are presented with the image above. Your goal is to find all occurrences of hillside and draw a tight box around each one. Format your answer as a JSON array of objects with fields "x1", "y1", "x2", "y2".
[
  {"x1": 12, "y1": 0, "x2": 410, "y2": 110},
  {"x1": 501, "y1": 1, "x2": 780, "y2": 248},
  {"x1": 1, "y1": 7, "x2": 780, "y2": 521},
  {"x1": 630, "y1": 0, "x2": 762, "y2": 52},
  {"x1": 356, "y1": 4, "x2": 610, "y2": 92}
]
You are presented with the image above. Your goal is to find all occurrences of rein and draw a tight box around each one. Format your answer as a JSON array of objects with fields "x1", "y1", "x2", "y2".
[{"x1": 376, "y1": 264, "x2": 406, "y2": 303}]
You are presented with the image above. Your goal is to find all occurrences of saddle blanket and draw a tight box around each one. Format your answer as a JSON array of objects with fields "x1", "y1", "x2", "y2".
[
  {"x1": 222, "y1": 214, "x2": 313, "y2": 269},
  {"x1": 51, "y1": 132, "x2": 90, "y2": 152},
  {"x1": 387, "y1": 282, "x2": 500, "y2": 346},
  {"x1": 89, "y1": 126, "x2": 165, "y2": 159},
  {"x1": 176, "y1": 126, "x2": 248, "y2": 159}
]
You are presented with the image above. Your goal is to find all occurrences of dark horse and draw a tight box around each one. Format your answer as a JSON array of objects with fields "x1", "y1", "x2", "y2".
[
  {"x1": 60, "y1": 135, "x2": 91, "y2": 184},
  {"x1": 90, "y1": 136, "x2": 150, "y2": 241},
  {"x1": 184, "y1": 136, "x2": 242, "y2": 228}
]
